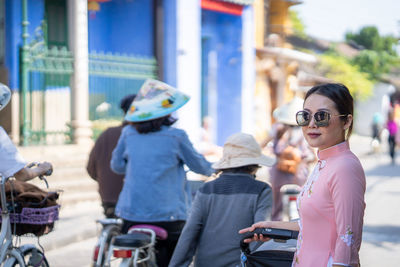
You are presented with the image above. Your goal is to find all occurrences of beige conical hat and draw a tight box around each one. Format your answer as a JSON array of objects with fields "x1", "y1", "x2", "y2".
[
  {"x1": 273, "y1": 96, "x2": 304, "y2": 126},
  {"x1": 212, "y1": 133, "x2": 276, "y2": 169}
]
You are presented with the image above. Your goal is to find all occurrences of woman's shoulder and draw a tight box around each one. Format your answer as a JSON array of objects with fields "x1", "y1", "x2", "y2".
[
  {"x1": 327, "y1": 151, "x2": 365, "y2": 184},
  {"x1": 161, "y1": 126, "x2": 188, "y2": 137},
  {"x1": 121, "y1": 124, "x2": 136, "y2": 134}
]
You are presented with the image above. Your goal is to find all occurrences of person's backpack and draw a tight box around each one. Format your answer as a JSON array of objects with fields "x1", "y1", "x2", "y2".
[{"x1": 276, "y1": 145, "x2": 301, "y2": 174}]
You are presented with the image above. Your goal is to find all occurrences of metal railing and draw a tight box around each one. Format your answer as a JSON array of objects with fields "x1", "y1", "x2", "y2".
[{"x1": 88, "y1": 51, "x2": 157, "y2": 121}]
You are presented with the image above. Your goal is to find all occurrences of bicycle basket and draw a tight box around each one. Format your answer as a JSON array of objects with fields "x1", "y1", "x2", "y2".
[{"x1": 0, "y1": 179, "x2": 61, "y2": 236}]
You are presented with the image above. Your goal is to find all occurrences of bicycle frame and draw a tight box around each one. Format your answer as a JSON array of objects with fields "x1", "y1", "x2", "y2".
[
  {"x1": 105, "y1": 227, "x2": 157, "y2": 267},
  {"x1": 94, "y1": 218, "x2": 123, "y2": 267},
  {"x1": 0, "y1": 174, "x2": 26, "y2": 266}
]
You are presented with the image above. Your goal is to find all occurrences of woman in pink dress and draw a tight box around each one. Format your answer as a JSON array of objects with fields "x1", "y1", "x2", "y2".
[{"x1": 240, "y1": 83, "x2": 366, "y2": 267}]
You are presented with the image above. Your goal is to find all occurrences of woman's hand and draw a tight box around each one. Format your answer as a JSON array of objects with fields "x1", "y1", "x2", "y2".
[
  {"x1": 37, "y1": 162, "x2": 53, "y2": 176},
  {"x1": 239, "y1": 220, "x2": 300, "y2": 243},
  {"x1": 14, "y1": 161, "x2": 53, "y2": 182},
  {"x1": 239, "y1": 221, "x2": 275, "y2": 243}
]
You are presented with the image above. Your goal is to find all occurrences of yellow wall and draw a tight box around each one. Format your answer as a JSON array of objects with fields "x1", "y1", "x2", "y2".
[
  {"x1": 269, "y1": 0, "x2": 297, "y2": 36},
  {"x1": 254, "y1": 0, "x2": 265, "y2": 49}
]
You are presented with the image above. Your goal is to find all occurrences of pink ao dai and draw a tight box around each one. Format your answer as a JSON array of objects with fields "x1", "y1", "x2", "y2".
[{"x1": 293, "y1": 141, "x2": 366, "y2": 267}]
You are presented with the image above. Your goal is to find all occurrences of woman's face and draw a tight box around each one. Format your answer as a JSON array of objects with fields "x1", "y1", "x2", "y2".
[{"x1": 301, "y1": 93, "x2": 352, "y2": 151}]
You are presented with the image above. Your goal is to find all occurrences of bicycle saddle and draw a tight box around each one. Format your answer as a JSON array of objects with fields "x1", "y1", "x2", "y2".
[
  {"x1": 128, "y1": 224, "x2": 168, "y2": 240},
  {"x1": 113, "y1": 233, "x2": 151, "y2": 248}
]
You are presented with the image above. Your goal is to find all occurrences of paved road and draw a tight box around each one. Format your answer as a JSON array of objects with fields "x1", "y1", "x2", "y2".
[
  {"x1": 44, "y1": 136, "x2": 400, "y2": 266},
  {"x1": 359, "y1": 152, "x2": 400, "y2": 266}
]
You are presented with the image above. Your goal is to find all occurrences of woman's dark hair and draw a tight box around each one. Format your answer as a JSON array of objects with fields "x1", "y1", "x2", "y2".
[
  {"x1": 218, "y1": 165, "x2": 260, "y2": 174},
  {"x1": 131, "y1": 115, "x2": 177, "y2": 134},
  {"x1": 120, "y1": 94, "x2": 137, "y2": 114},
  {"x1": 305, "y1": 83, "x2": 353, "y2": 139}
]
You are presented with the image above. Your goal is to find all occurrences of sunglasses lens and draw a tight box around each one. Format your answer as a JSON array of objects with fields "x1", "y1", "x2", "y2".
[
  {"x1": 315, "y1": 111, "x2": 330, "y2": 127},
  {"x1": 296, "y1": 111, "x2": 310, "y2": 126}
]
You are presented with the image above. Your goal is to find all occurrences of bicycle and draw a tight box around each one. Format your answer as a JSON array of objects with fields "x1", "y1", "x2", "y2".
[
  {"x1": 92, "y1": 218, "x2": 123, "y2": 267},
  {"x1": 280, "y1": 184, "x2": 301, "y2": 222},
  {"x1": 92, "y1": 218, "x2": 168, "y2": 267},
  {"x1": 0, "y1": 166, "x2": 57, "y2": 267}
]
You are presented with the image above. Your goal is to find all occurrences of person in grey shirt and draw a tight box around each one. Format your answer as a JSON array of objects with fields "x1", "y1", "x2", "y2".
[{"x1": 169, "y1": 133, "x2": 275, "y2": 267}]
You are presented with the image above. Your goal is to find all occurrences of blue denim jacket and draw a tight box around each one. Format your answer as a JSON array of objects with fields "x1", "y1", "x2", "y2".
[{"x1": 111, "y1": 125, "x2": 213, "y2": 222}]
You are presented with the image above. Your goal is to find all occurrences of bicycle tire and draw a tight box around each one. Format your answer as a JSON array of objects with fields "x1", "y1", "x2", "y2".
[
  {"x1": 94, "y1": 224, "x2": 121, "y2": 267},
  {"x1": 11, "y1": 248, "x2": 49, "y2": 267}
]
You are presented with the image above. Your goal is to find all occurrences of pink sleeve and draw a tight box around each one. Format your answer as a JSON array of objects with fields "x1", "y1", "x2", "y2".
[{"x1": 328, "y1": 158, "x2": 366, "y2": 265}]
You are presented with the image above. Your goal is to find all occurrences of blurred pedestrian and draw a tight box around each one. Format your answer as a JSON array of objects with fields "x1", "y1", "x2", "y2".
[
  {"x1": 169, "y1": 133, "x2": 274, "y2": 267},
  {"x1": 240, "y1": 83, "x2": 366, "y2": 267},
  {"x1": 110, "y1": 79, "x2": 213, "y2": 267},
  {"x1": 370, "y1": 112, "x2": 383, "y2": 154},
  {"x1": 386, "y1": 109, "x2": 398, "y2": 164},
  {"x1": 267, "y1": 96, "x2": 315, "y2": 221},
  {"x1": 0, "y1": 83, "x2": 52, "y2": 181},
  {"x1": 371, "y1": 112, "x2": 383, "y2": 142},
  {"x1": 86, "y1": 94, "x2": 136, "y2": 218}
]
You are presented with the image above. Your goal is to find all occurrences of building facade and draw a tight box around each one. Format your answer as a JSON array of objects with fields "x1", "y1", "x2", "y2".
[{"x1": 0, "y1": 0, "x2": 256, "y2": 146}]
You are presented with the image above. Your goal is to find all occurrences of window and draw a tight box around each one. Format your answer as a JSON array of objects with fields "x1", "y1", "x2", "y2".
[{"x1": 45, "y1": 0, "x2": 68, "y2": 48}]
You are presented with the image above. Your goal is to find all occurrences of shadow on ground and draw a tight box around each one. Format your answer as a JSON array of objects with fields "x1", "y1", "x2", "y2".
[
  {"x1": 364, "y1": 162, "x2": 400, "y2": 177},
  {"x1": 363, "y1": 224, "x2": 400, "y2": 250}
]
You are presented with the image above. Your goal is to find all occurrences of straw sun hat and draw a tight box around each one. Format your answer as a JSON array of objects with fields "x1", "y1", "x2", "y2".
[
  {"x1": 125, "y1": 79, "x2": 190, "y2": 122},
  {"x1": 273, "y1": 96, "x2": 304, "y2": 126},
  {"x1": 212, "y1": 133, "x2": 276, "y2": 170}
]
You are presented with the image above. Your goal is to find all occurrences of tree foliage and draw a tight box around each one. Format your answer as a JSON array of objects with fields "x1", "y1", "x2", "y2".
[
  {"x1": 346, "y1": 26, "x2": 398, "y2": 55},
  {"x1": 345, "y1": 26, "x2": 399, "y2": 80},
  {"x1": 352, "y1": 50, "x2": 397, "y2": 80},
  {"x1": 316, "y1": 54, "x2": 373, "y2": 101},
  {"x1": 289, "y1": 10, "x2": 306, "y2": 38}
]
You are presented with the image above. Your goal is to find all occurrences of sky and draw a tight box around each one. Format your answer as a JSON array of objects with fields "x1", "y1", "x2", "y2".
[{"x1": 291, "y1": 0, "x2": 400, "y2": 42}]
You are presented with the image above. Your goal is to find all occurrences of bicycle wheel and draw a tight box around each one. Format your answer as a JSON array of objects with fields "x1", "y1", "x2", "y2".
[
  {"x1": 11, "y1": 248, "x2": 49, "y2": 267},
  {"x1": 94, "y1": 224, "x2": 121, "y2": 267}
]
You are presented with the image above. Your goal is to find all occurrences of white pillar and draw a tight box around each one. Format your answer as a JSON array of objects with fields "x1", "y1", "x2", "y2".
[
  {"x1": 175, "y1": 0, "x2": 202, "y2": 144},
  {"x1": 241, "y1": 6, "x2": 256, "y2": 134},
  {"x1": 70, "y1": 0, "x2": 92, "y2": 145}
]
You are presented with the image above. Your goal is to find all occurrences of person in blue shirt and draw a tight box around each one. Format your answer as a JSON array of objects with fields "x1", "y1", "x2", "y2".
[{"x1": 110, "y1": 79, "x2": 213, "y2": 267}]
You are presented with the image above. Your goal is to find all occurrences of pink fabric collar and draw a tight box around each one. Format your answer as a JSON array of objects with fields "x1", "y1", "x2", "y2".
[{"x1": 317, "y1": 141, "x2": 349, "y2": 160}]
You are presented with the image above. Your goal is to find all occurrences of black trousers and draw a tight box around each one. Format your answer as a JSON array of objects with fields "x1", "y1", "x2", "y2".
[
  {"x1": 102, "y1": 202, "x2": 117, "y2": 218},
  {"x1": 388, "y1": 135, "x2": 396, "y2": 162},
  {"x1": 122, "y1": 219, "x2": 185, "y2": 267}
]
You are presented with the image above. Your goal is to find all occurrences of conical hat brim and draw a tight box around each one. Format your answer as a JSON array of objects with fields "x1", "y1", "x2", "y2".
[{"x1": 124, "y1": 79, "x2": 190, "y2": 122}]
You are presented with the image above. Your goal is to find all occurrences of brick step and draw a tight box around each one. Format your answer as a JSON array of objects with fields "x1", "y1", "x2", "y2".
[{"x1": 18, "y1": 144, "x2": 92, "y2": 168}]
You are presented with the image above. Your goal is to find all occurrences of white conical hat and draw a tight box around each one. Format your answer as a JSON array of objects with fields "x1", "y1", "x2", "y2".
[
  {"x1": 273, "y1": 96, "x2": 304, "y2": 126},
  {"x1": 125, "y1": 79, "x2": 190, "y2": 122},
  {"x1": 0, "y1": 83, "x2": 11, "y2": 111}
]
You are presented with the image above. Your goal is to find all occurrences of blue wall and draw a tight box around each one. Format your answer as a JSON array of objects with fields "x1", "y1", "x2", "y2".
[
  {"x1": 201, "y1": 10, "x2": 243, "y2": 146},
  {"x1": 162, "y1": 0, "x2": 177, "y2": 87},
  {"x1": 88, "y1": 0, "x2": 154, "y2": 56},
  {"x1": 5, "y1": 0, "x2": 45, "y2": 90}
]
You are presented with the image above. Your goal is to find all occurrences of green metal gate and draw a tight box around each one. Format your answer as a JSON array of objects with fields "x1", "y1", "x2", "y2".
[
  {"x1": 21, "y1": 19, "x2": 73, "y2": 146},
  {"x1": 20, "y1": 2, "x2": 158, "y2": 144}
]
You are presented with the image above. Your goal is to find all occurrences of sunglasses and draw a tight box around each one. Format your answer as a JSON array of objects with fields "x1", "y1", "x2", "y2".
[{"x1": 296, "y1": 110, "x2": 348, "y2": 127}]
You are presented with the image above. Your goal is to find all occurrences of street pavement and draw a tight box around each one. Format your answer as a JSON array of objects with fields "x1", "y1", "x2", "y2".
[{"x1": 37, "y1": 135, "x2": 400, "y2": 266}]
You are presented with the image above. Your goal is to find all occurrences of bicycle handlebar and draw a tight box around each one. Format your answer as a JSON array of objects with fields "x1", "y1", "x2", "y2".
[
  {"x1": 27, "y1": 162, "x2": 52, "y2": 188},
  {"x1": 240, "y1": 228, "x2": 299, "y2": 252}
]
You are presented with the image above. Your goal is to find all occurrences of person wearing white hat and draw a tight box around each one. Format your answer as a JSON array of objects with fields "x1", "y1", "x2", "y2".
[
  {"x1": 0, "y1": 83, "x2": 52, "y2": 181},
  {"x1": 110, "y1": 79, "x2": 213, "y2": 267},
  {"x1": 268, "y1": 96, "x2": 315, "y2": 221},
  {"x1": 169, "y1": 133, "x2": 274, "y2": 267}
]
